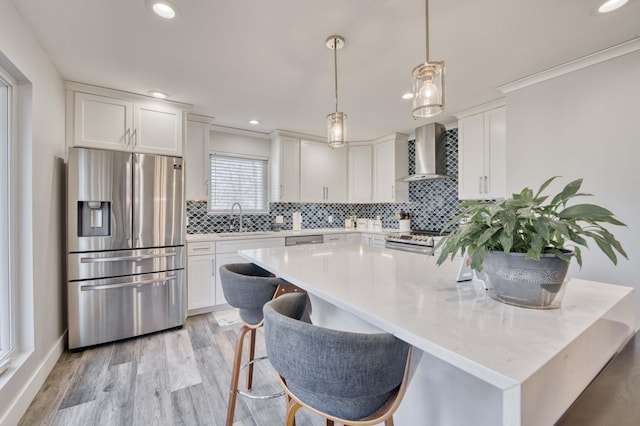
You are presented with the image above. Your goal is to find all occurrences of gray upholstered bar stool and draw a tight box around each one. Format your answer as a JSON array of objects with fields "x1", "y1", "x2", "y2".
[
  {"x1": 219, "y1": 263, "x2": 286, "y2": 426},
  {"x1": 263, "y1": 293, "x2": 413, "y2": 426}
]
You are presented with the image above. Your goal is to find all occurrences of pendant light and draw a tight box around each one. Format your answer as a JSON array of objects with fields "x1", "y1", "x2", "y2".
[
  {"x1": 411, "y1": 0, "x2": 444, "y2": 118},
  {"x1": 326, "y1": 35, "x2": 347, "y2": 148}
]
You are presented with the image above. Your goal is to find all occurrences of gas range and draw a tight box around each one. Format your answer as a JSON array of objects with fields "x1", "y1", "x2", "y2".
[{"x1": 384, "y1": 230, "x2": 448, "y2": 254}]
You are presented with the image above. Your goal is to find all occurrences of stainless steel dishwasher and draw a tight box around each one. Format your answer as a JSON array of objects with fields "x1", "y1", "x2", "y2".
[{"x1": 285, "y1": 234, "x2": 324, "y2": 246}]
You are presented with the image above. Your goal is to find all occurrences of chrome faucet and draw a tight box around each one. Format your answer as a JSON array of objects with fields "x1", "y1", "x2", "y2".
[{"x1": 230, "y1": 202, "x2": 243, "y2": 232}]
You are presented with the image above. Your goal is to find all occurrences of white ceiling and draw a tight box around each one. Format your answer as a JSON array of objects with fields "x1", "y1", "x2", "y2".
[{"x1": 11, "y1": 0, "x2": 640, "y2": 141}]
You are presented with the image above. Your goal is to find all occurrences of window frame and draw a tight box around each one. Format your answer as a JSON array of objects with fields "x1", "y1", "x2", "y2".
[
  {"x1": 207, "y1": 151, "x2": 270, "y2": 215},
  {"x1": 0, "y1": 65, "x2": 16, "y2": 376}
]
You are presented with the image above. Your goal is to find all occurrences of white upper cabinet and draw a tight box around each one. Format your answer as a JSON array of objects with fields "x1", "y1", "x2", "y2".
[
  {"x1": 132, "y1": 101, "x2": 183, "y2": 156},
  {"x1": 68, "y1": 83, "x2": 187, "y2": 156},
  {"x1": 270, "y1": 133, "x2": 300, "y2": 202},
  {"x1": 299, "y1": 140, "x2": 347, "y2": 203},
  {"x1": 73, "y1": 93, "x2": 132, "y2": 151},
  {"x1": 185, "y1": 120, "x2": 210, "y2": 200},
  {"x1": 457, "y1": 102, "x2": 506, "y2": 200},
  {"x1": 348, "y1": 145, "x2": 372, "y2": 202},
  {"x1": 372, "y1": 134, "x2": 409, "y2": 203}
]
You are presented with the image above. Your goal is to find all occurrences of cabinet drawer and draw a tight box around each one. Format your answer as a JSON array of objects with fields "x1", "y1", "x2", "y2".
[
  {"x1": 216, "y1": 237, "x2": 285, "y2": 254},
  {"x1": 187, "y1": 241, "x2": 215, "y2": 256},
  {"x1": 323, "y1": 234, "x2": 345, "y2": 243}
]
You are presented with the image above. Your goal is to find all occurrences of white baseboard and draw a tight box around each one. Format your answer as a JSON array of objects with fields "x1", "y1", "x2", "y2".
[{"x1": 0, "y1": 332, "x2": 66, "y2": 426}]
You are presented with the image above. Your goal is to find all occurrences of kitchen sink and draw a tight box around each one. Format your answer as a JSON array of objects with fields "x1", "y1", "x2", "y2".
[{"x1": 216, "y1": 232, "x2": 272, "y2": 238}]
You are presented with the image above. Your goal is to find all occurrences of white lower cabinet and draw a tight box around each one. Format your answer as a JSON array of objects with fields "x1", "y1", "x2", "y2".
[
  {"x1": 360, "y1": 233, "x2": 386, "y2": 248},
  {"x1": 215, "y1": 237, "x2": 286, "y2": 306},
  {"x1": 186, "y1": 241, "x2": 216, "y2": 314}
]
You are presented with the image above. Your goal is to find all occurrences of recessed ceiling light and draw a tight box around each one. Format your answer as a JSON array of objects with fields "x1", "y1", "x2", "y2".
[
  {"x1": 249, "y1": 120, "x2": 261, "y2": 125},
  {"x1": 146, "y1": 0, "x2": 179, "y2": 19},
  {"x1": 402, "y1": 93, "x2": 414, "y2": 100},
  {"x1": 149, "y1": 91, "x2": 169, "y2": 99},
  {"x1": 598, "y1": 0, "x2": 628, "y2": 13}
]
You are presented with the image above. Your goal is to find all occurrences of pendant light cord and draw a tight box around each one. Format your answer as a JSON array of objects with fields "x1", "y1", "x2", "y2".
[
  {"x1": 333, "y1": 37, "x2": 339, "y2": 113},
  {"x1": 425, "y1": 0, "x2": 430, "y2": 61}
]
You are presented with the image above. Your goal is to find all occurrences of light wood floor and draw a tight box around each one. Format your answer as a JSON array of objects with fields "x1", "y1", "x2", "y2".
[{"x1": 18, "y1": 311, "x2": 325, "y2": 426}]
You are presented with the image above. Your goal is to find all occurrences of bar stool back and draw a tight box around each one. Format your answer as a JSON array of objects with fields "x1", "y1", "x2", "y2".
[
  {"x1": 263, "y1": 293, "x2": 412, "y2": 426},
  {"x1": 219, "y1": 262, "x2": 285, "y2": 426}
]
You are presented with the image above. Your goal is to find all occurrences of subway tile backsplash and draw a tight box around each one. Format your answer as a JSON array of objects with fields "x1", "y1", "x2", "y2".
[{"x1": 187, "y1": 129, "x2": 460, "y2": 234}]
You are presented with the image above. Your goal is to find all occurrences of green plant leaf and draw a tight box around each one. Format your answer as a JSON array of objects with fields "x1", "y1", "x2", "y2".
[
  {"x1": 558, "y1": 204, "x2": 616, "y2": 220},
  {"x1": 550, "y1": 179, "x2": 582, "y2": 206},
  {"x1": 534, "y1": 176, "x2": 559, "y2": 198}
]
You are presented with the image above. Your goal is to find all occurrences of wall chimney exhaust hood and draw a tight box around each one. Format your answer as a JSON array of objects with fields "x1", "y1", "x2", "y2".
[{"x1": 400, "y1": 122, "x2": 450, "y2": 181}]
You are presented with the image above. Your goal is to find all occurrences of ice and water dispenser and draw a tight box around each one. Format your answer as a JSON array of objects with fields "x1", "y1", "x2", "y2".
[{"x1": 77, "y1": 200, "x2": 111, "y2": 237}]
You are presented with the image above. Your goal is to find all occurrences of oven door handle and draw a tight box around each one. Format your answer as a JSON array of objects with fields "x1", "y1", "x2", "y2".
[
  {"x1": 80, "y1": 252, "x2": 176, "y2": 263},
  {"x1": 385, "y1": 241, "x2": 434, "y2": 255},
  {"x1": 80, "y1": 276, "x2": 177, "y2": 291}
]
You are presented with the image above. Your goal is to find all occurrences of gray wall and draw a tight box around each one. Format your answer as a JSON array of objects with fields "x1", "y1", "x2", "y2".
[{"x1": 505, "y1": 49, "x2": 640, "y2": 326}]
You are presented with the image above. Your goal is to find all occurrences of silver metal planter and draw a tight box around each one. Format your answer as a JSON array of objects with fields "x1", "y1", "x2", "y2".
[{"x1": 482, "y1": 251, "x2": 572, "y2": 309}]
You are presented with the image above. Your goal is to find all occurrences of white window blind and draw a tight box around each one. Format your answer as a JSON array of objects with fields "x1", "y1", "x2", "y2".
[{"x1": 209, "y1": 153, "x2": 268, "y2": 213}]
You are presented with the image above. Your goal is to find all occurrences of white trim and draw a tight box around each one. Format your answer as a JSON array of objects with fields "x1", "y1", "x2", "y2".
[
  {"x1": 269, "y1": 129, "x2": 326, "y2": 143},
  {"x1": 0, "y1": 333, "x2": 66, "y2": 426},
  {"x1": 64, "y1": 80, "x2": 193, "y2": 108},
  {"x1": 211, "y1": 124, "x2": 270, "y2": 140},
  {"x1": 498, "y1": 37, "x2": 640, "y2": 93},
  {"x1": 453, "y1": 98, "x2": 506, "y2": 120}
]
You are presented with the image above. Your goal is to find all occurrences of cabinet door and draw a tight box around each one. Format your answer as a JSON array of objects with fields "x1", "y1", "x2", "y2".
[
  {"x1": 348, "y1": 145, "x2": 372, "y2": 202},
  {"x1": 185, "y1": 122, "x2": 208, "y2": 201},
  {"x1": 187, "y1": 255, "x2": 215, "y2": 311},
  {"x1": 299, "y1": 140, "x2": 326, "y2": 202},
  {"x1": 325, "y1": 145, "x2": 347, "y2": 202},
  {"x1": 373, "y1": 140, "x2": 395, "y2": 202},
  {"x1": 133, "y1": 102, "x2": 183, "y2": 156},
  {"x1": 484, "y1": 107, "x2": 506, "y2": 199},
  {"x1": 280, "y1": 136, "x2": 300, "y2": 201},
  {"x1": 73, "y1": 92, "x2": 132, "y2": 151},
  {"x1": 458, "y1": 113, "x2": 486, "y2": 199}
]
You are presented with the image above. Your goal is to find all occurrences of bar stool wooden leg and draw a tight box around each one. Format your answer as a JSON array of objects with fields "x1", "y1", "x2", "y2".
[
  {"x1": 246, "y1": 328, "x2": 256, "y2": 390},
  {"x1": 226, "y1": 325, "x2": 251, "y2": 426},
  {"x1": 285, "y1": 399, "x2": 303, "y2": 426}
]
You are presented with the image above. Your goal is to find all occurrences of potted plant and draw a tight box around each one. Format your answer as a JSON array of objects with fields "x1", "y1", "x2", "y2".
[{"x1": 435, "y1": 177, "x2": 627, "y2": 309}]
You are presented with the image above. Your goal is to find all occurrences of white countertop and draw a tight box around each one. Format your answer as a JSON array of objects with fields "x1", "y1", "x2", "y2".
[
  {"x1": 186, "y1": 227, "x2": 393, "y2": 242},
  {"x1": 240, "y1": 243, "x2": 636, "y2": 391}
]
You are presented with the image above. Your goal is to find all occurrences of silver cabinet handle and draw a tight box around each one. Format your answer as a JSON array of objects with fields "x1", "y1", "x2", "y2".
[
  {"x1": 81, "y1": 275, "x2": 177, "y2": 291},
  {"x1": 391, "y1": 185, "x2": 394, "y2": 199},
  {"x1": 80, "y1": 251, "x2": 176, "y2": 263},
  {"x1": 211, "y1": 259, "x2": 215, "y2": 277},
  {"x1": 125, "y1": 128, "x2": 131, "y2": 147},
  {"x1": 132, "y1": 128, "x2": 138, "y2": 148},
  {"x1": 484, "y1": 176, "x2": 488, "y2": 194},
  {"x1": 192, "y1": 246, "x2": 211, "y2": 251}
]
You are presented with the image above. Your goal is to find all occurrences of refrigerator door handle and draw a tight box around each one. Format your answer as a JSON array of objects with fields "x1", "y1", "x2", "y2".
[
  {"x1": 132, "y1": 153, "x2": 140, "y2": 247},
  {"x1": 80, "y1": 276, "x2": 177, "y2": 291},
  {"x1": 80, "y1": 251, "x2": 177, "y2": 263}
]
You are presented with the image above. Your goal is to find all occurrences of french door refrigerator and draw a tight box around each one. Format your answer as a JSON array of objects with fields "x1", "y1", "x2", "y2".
[{"x1": 67, "y1": 147, "x2": 185, "y2": 349}]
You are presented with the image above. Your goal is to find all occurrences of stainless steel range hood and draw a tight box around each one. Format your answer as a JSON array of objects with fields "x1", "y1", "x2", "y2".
[{"x1": 400, "y1": 122, "x2": 450, "y2": 181}]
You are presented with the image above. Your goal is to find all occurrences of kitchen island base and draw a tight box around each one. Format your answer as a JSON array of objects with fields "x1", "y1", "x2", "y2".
[{"x1": 241, "y1": 244, "x2": 636, "y2": 425}]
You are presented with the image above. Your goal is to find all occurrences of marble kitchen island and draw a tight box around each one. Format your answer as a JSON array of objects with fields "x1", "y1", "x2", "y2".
[{"x1": 240, "y1": 243, "x2": 636, "y2": 426}]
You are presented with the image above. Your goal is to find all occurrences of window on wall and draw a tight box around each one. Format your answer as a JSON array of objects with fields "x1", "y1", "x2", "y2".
[
  {"x1": 0, "y1": 67, "x2": 15, "y2": 376},
  {"x1": 209, "y1": 152, "x2": 268, "y2": 213}
]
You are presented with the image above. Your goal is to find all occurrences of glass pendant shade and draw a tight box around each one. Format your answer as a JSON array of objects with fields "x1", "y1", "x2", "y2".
[
  {"x1": 327, "y1": 112, "x2": 347, "y2": 148},
  {"x1": 412, "y1": 61, "x2": 444, "y2": 118}
]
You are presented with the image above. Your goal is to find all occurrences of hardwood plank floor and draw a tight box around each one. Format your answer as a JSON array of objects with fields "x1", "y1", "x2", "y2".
[{"x1": 18, "y1": 310, "x2": 325, "y2": 426}]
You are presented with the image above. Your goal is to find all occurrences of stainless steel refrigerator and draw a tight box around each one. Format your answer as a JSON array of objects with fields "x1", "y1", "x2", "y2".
[{"x1": 67, "y1": 147, "x2": 186, "y2": 349}]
